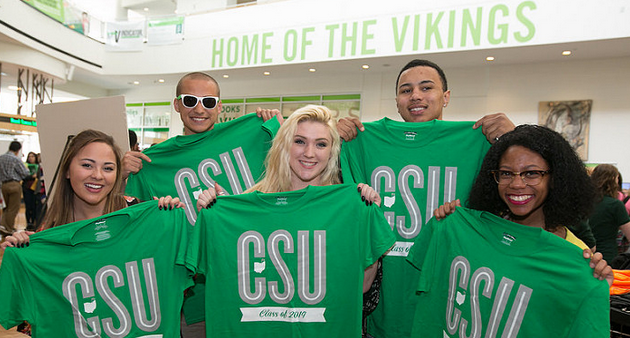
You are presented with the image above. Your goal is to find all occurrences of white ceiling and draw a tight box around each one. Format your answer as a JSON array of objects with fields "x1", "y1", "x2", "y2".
[{"x1": 1, "y1": 0, "x2": 630, "y2": 98}]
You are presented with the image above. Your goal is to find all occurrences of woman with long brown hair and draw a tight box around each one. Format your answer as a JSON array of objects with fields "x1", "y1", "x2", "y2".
[{"x1": 589, "y1": 163, "x2": 630, "y2": 262}]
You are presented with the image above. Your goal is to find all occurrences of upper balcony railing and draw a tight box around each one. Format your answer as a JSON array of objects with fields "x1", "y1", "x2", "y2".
[{"x1": 21, "y1": 0, "x2": 260, "y2": 45}]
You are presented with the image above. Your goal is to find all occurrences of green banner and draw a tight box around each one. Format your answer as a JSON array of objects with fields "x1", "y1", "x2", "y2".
[{"x1": 22, "y1": 0, "x2": 64, "y2": 23}]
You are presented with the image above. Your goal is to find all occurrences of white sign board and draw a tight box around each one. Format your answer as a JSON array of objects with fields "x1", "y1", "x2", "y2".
[{"x1": 35, "y1": 96, "x2": 129, "y2": 194}]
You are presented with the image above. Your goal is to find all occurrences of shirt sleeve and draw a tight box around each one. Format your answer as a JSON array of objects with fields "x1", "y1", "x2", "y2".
[
  {"x1": 172, "y1": 208, "x2": 196, "y2": 283},
  {"x1": 261, "y1": 113, "x2": 281, "y2": 138},
  {"x1": 407, "y1": 217, "x2": 438, "y2": 271},
  {"x1": 566, "y1": 282, "x2": 610, "y2": 337},
  {"x1": 567, "y1": 220, "x2": 596, "y2": 249},
  {"x1": 613, "y1": 199, "x2": 630, "y2": 226},
  {"x1": 363, "y1": 203, "x2": 396, "y2": 268},
  {"x1": 406, "y1": 217, "x2": 441, "y2": 294},
  {"x1": 16, "y1": 159, "x2": 30, "y2": 179},
  {"x1": 125, "y1": 170, "x2": 152, "y2": 202},
  {"x1": 186, "y1": 209, "x2": 206, "y2": 275},
  {"x1": 0, "y1": 249, "x2": 33, "y2": 330},
  {"x1": 340, "y1": 139, "x2": 366, "y2": 185}
]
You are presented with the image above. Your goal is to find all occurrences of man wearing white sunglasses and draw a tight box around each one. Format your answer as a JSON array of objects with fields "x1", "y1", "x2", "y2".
[
  {"x1": 122, "y1": 72, "x2": 282, "y2": 337},
  {"x1": 122, "y1": 72, "x2": 281, "y2": 180},
  {"x1": 174, "y1": 73, "x2": 222, "y2": 135}
]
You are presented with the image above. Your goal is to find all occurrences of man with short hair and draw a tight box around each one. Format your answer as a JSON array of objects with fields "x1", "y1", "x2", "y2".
[
  {"x1": 123, "y1": 72, "x2": 281, "y2": 337},
  {"x1": 337, "y1": 59, "x2": 513, "y2": 141},
  {"x1": 338, "y1": 59, "x2": 515, "y2": 338},
  {"x1": 0, "y1": 141, "x2": 30, "y2": 235},
  {"x1": 122, "y1": 72, "x2": 280, "y2": 179}
]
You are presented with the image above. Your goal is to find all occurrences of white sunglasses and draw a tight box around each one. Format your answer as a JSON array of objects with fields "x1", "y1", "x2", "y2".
[{"x1": 177, "y1": 94, "x2": 219, "y2": 109}]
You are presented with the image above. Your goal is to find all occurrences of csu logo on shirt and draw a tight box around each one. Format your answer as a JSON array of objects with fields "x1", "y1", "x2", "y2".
[
  {"x1": 62, "y1": 258, "x2": 161, "y2": 337},
  {"x1": 372, "y1": 165, "x2": 458, "y2": 239},
  {"x1": 446, "y1": 256, "x2": 532, "y2": 337},
  {"x1": 175, "y1": 146, "x2": 255, "y2": 225},
  {"x1": 237, "y1": 230, "x2": 326, "y2": 305}
]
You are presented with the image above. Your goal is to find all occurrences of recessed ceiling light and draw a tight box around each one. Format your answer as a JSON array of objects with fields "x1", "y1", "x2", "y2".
[
  {"x1": 263, "y1": 71, "x2": 271, "y2": 76},
  {"x1": 361, "y1": 64, "x2": 369, "y2": 69},
  {"x1": 8, "y1": 85, "x2": 19, "y2": 90},
  {"x1": 157, "y1": 79, "x2": 165, "y2": 83},
  {"x1": 133, "y1": 81, "x2": 140, "y2": 85},
  {"x1": 486, "y1": 56, "x2": 495, "y2": 61},
  {"x1": 143, "y1": 7, "x2": 149, "y2": 12},
  {"x1": 223, "y1": 74, "x2": 229, "y2": 78},
  {"x1": 562, "y1": 50, "x2": 572, "y2": 56},
  {"x1": 309, "y1": 68, "x2": 316, "y2": 72}
]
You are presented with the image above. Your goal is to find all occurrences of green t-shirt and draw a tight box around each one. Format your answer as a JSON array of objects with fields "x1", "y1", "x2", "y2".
[
  {"x1": 339, "y1": 118, "x2": 490, "y2": 338},
  {"x1": 0, "y1": 201, "x2": 193, "y2": 337},
  {"x1": 125, "y1": 113, "x2": 280, "y2": 325},
  {"x1": 125, "y1": 113, "x2": 280, "y2": 225},
  {"x1": 407, "y1": 207, "x2": 610, "y2": 337},
  {"x1": 186, "y1": 184, "x2": 396, "y2": 338},
  {"x1": 589, "y1": 195, "x2": 630, "y2": 261}
]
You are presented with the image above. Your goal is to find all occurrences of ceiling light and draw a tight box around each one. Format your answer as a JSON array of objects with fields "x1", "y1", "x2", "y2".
[
  {"x1": 486, "y1": 56, "x2": 495, "y2": 61},
  {"x1": 0, "y1": 72, "x2": 7, "y2": 76},
  {"x1": 309, "y1": 68, "x2": 316, "y2": 72},
  {"x1": 8, "y1": 85, "x2": 19, "y2": 90},
  {"x1": 158, "y1": 79, "x2": 165, "y2": 83},
  {"x1": 263, "y1": 71, "x2": 270, "y2": 76},
  {"x1": 562, "y1": 50, "x2": 572, "y2": 56},
  {"x1": 133, "y1": 81, "x2": 140, "y2": 85},
  {"x1": 361, "y1": 64, "x2": 369, "y2": 69},
  {"x1": 223, "y1": 74, "x2": 229, "y2": 78},
  {"x1": 143, "y1": 7, "x2": 149, "y2": 12}
]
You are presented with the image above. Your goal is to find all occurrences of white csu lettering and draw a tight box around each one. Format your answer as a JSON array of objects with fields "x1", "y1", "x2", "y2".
[
  {"x1": 372, "y1": 165, "x2": 458, "y2": 239},
  {"x1": 447, "y1": 256, "x2": 532, "y2": 338},
  {"x1": 62, "y1": 258, "x2": 161, "y2": 338},
  {"x1": 175, "y1": 147, "x2": 255, "y2": 224},
  {"x1": 237, "y1": 230, "x2": 326, "y2": 305}
]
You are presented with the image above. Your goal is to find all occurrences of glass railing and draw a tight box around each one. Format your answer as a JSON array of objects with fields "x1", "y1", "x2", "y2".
[{"x1": 20, "y1": 0, "x2": 260, "y2": 45}]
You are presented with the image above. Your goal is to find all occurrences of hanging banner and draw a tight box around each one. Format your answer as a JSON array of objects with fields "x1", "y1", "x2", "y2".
[
  {"x1": 21, "y1": 0, "x2": 64, "y2": 23},
  {"x1": 106, "y1": 21, "x2": 145, "y2": 52},
  {"x1": 147, "y1": 16, "x2": 184, "y2": 45}
]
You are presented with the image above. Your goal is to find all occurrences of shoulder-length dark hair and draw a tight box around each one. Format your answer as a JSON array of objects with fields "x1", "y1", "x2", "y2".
[
  {"x1": 41, "y1": 129, "x2": 127, "y2": 229},
  {"x1": 591, "y1": 164, "x2": 620, "y2": 199},
  {"x1": 468, "y1": 125, "x2": 595, "y2": 231}
]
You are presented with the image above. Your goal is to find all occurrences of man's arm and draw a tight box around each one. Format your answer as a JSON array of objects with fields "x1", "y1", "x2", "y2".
[
  {"x1": 337, "y1": 117, "x2": 364, "y2": 142},
  {"x1": 16, "y1": 158, "x2": 30, "y2": 179},
  {"x1": 473, "y1": 113, "x2": 515, "y2": 143},
  {"x1": 255, "y1": 108, "x2": 284, "y2": 124},
  {"x1": 121, "y1": 150, "x2": 152, "y2": 193},
  {"x1": 122, "y1": 150, "x2": 151, "y2": 181}
]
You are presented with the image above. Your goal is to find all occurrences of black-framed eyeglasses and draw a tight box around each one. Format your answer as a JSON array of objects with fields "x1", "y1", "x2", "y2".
[
  {"x1": 177, "y1": 94, "x2": 219, "y2": 109},
  {"x1": 490, "y1": 170, "x2": 550, "y2": 186}
]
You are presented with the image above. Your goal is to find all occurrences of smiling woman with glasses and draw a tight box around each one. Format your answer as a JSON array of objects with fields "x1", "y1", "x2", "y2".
[
  {"x1": 406, "y1": 124, "x2": 611, "y2": 337},
  {"x1": 433, "y1": 124, "x2": 611, "y2": 272},
  {"x1": 466, "y1": 125, "x2": 594, "y2": 232}
]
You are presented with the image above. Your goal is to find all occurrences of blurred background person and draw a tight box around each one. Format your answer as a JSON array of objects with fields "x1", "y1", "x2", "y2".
[
  {"x1": 129, "y1": 129, "x2": 140, "y2": 151},
  {"x1": 0, "y1": 141, "x2": 30, "y2": 236},
  {"x1": 22, "y1": 152, "x2": 39, "y2": 231},
  {"x1": 589, "y1": 164, "x2": 630, "y2": 262}
]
